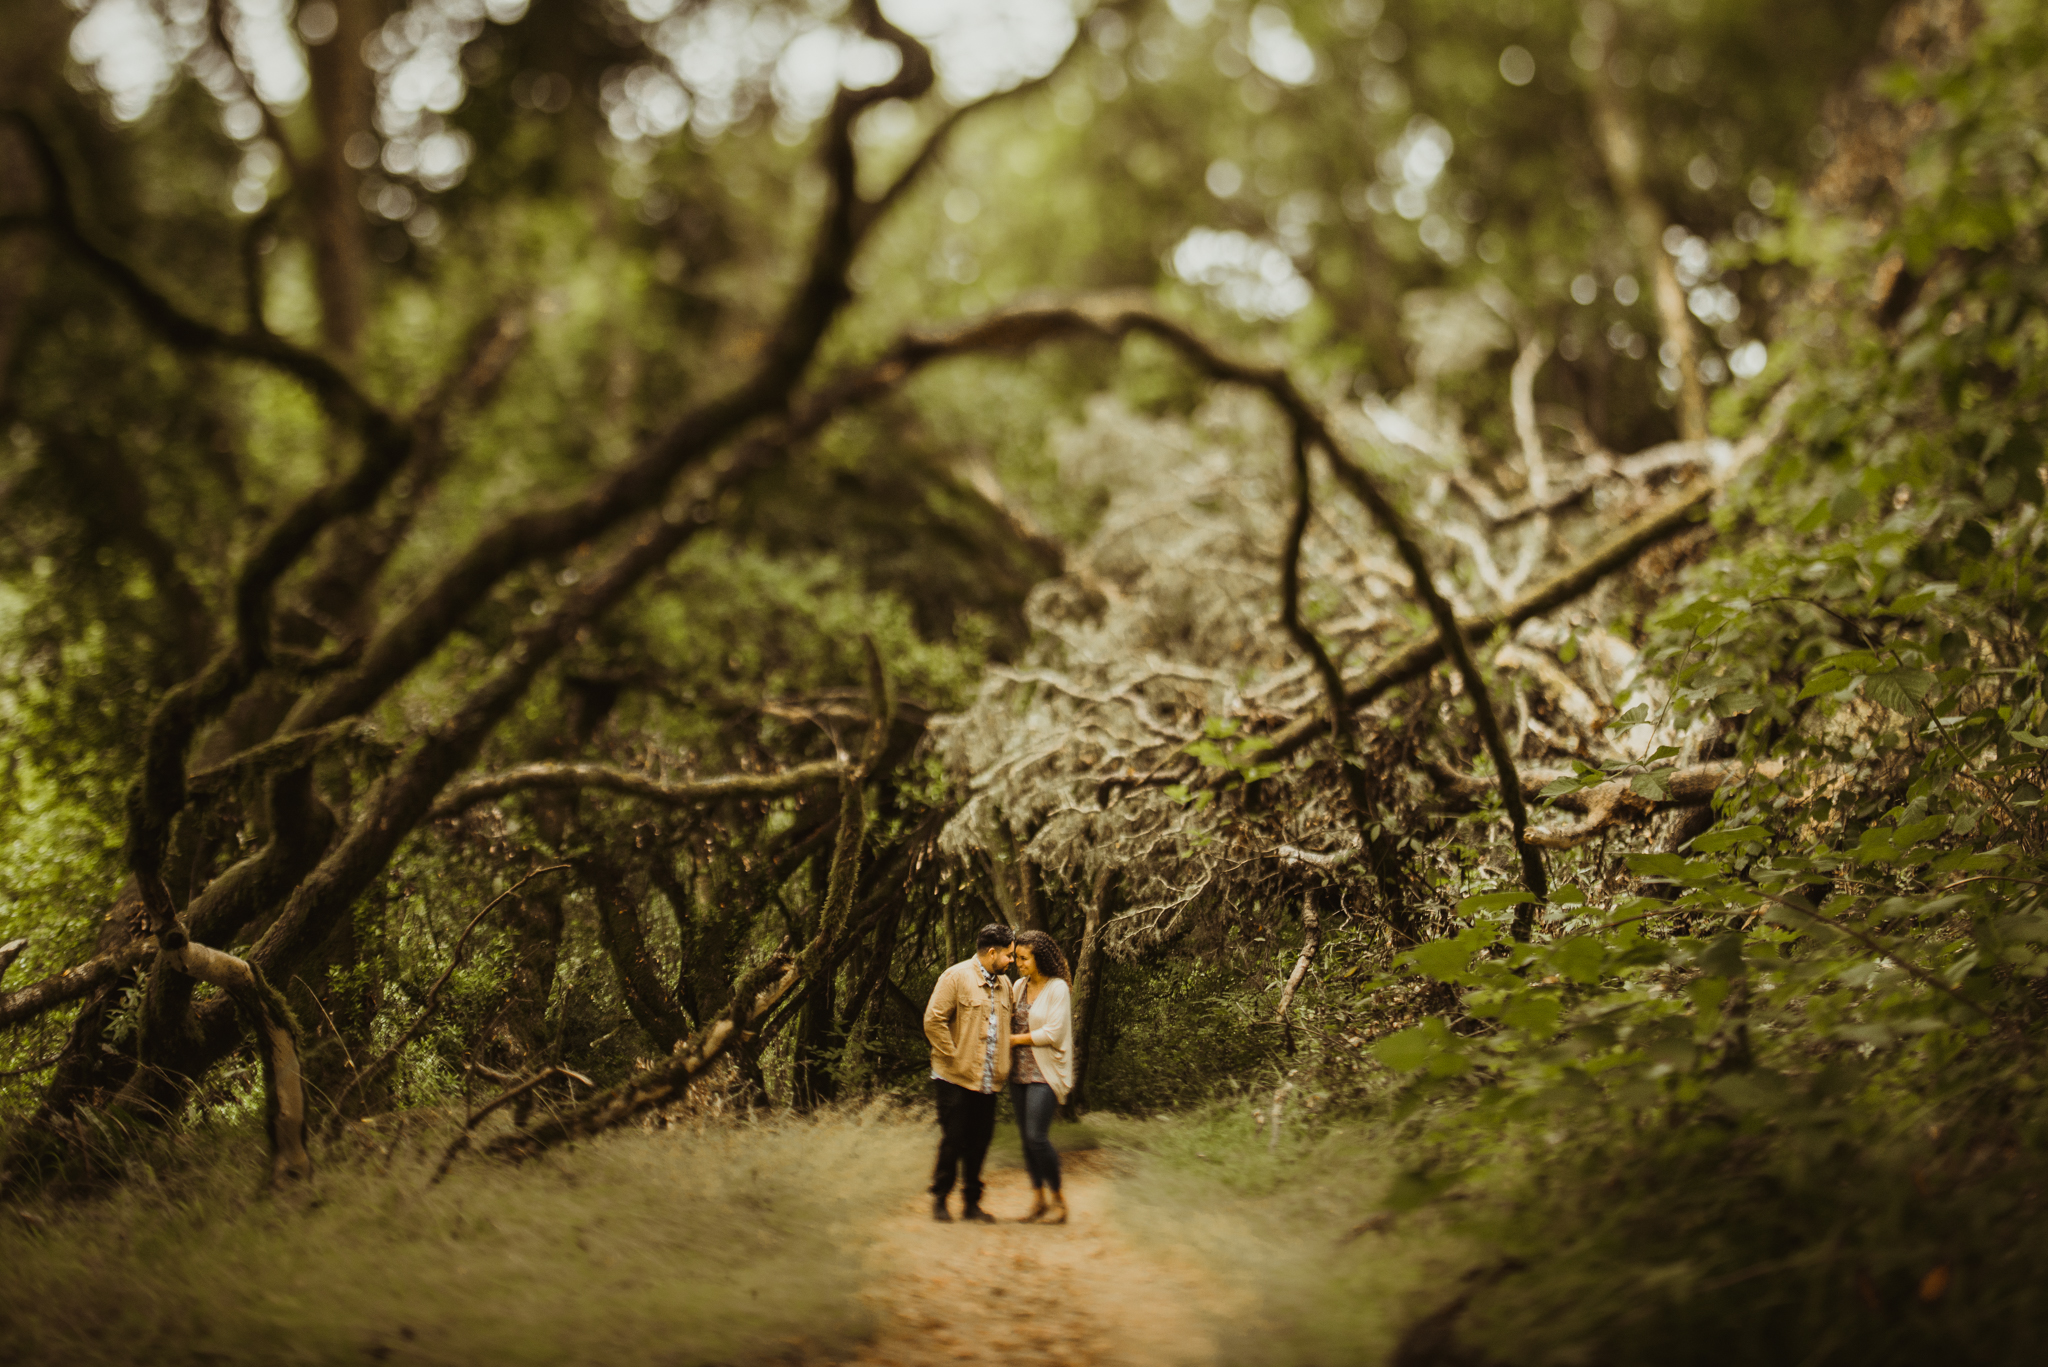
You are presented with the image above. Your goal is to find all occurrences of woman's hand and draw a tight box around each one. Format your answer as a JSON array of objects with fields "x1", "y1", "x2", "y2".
[{"x1": 1009, "y1": 1032, "x2": 1034, "y2": 1047}]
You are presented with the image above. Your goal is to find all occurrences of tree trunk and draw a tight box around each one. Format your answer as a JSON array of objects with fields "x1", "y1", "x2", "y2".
[
  {"x1": 303, "y1": 0, "x2": 375, "y2": 358},
  {"x1": 162, "y1": 937, "x2": 310, "y2": 1183},
  {"x1": 792, "y1": 961, "x2": 840, "y2": 1109},
  {"x1": 1585, "y1": 34, "x2": 1706, "y2": 441},
  {"x1": 581, "y1": 849, "x2": 690, "y2": 1054},
  {"x1": 1063, "y1": 865, "x2": 1111, "y2": 1118}
]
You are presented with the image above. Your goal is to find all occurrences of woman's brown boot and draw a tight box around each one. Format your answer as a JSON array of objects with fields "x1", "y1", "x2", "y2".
[
  {"x1": 1042, "y1": 1189, "x2": 1068, "y2": 1224},
  {"x1": 1020, "y1": 1188, "x2": 1047, "y2": 1222}
]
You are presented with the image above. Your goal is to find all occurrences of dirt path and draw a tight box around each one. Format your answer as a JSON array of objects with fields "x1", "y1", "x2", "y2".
[{"x1": 832, "y1": 1151, "x2": 1234, "y2": 1367}]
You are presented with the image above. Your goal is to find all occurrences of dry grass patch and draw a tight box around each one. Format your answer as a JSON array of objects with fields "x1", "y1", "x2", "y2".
[{"x1": 0, "y1": 1104, "x2": 933, "y2": 1367}]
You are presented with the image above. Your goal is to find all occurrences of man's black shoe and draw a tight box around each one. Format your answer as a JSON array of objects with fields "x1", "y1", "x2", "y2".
[
  {"x1": 960, "y1": 1204, "x2": 997, "y2": 1224},
  {"x1": 932, "y1": 1197, "x2": 953, "y2": 1222}
]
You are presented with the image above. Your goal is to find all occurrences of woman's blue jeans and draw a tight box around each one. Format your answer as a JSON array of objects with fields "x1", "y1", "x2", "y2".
[{"x1": 1010, "y1": 1080, "x2": 1062, "y2": 1192}]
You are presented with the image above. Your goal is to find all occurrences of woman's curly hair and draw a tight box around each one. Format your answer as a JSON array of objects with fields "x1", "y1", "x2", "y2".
[{"x1": 1013, "y1": 929, "x2": 1069, "y2": 981}]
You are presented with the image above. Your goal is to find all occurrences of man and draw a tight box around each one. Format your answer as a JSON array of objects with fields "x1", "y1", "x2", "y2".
[{"x1": 923, "y1": 923, "x2": 1016, "y2": 1222}]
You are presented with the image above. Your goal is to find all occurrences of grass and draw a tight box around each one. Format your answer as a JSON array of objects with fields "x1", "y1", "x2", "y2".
[
  {"x1": 1093, "y1": 1103, "x2": 1477, "y2": 1366},
  {"x1": 985, "y1": 1113, "x2": 1105, "y2": 1170},
  {"x1": 0, "y1": 1103, "x2": 935, "y2": 1367}
]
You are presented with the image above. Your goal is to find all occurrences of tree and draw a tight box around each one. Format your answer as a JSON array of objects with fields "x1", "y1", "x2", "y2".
[{"x1": 0, "y1": 0, "x2": 1906, "y2": 1183}]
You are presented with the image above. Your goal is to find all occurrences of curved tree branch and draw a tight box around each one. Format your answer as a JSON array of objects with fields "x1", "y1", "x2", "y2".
[
  {"x1": 0, "y1": 943, "x2": 154, "y2": 1029},
  {"x1": 1280, "y1": 429, "x2": 1398, "y2": 898},
  {"x1": 154, "y1": 923, "x2": 309, "y2": 1183},
  {"x1": 428, "y1": 759, "x2": 849, "y2": 821},
  {"x1": 0, "y1": 110, "x2": 387, "y2": 433},
  {"x1": 279, "y1": 15, "x2": 1070, "y2": 742}
]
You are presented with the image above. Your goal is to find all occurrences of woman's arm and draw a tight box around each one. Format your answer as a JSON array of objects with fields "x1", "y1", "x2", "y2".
[{"x1": 1028, "y1": 979, "x2": 1073, "y2": 1049}]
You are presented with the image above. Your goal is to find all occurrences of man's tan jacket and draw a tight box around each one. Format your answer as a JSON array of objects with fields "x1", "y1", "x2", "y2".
[{"x1": 924, "y1": 956, "x2": 1015, "y2": 1092}]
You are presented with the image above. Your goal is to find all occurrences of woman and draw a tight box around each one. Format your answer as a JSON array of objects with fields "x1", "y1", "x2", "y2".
[{"x1": 1006, "y1": 929, "x2": 1075, "y2": 1223}]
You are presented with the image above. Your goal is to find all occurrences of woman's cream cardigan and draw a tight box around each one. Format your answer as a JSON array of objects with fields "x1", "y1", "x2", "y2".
[{"x1": 1016, "y1": 976, "x2": 1076, "y2": 1102}]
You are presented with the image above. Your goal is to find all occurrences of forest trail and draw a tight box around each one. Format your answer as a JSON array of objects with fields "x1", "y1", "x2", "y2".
[{"x1": 827, "y1": 1150, "x2": 1237, "y2": 1367}]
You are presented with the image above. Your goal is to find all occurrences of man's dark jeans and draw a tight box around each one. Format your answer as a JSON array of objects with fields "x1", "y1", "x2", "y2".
[
  {"x1": 931, "y1": 1077, "x2": 999, "y2": 1206},
  {"x1": 1010, "y1": 1080, "x2": 1062, "y2": 1192}
]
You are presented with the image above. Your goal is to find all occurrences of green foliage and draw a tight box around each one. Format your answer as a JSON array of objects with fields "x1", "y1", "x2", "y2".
[
  {"x1": 1207, "y1": 8, "x2": 2048, "y2": 1356},
  {"x1": 1086, "y1": 954, "x2": 1277, "y2": 1112}
]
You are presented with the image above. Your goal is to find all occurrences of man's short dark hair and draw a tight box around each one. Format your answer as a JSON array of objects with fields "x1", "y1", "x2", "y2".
[{"x1": 976, "y1": 923, "x2": 1016, "y2": 951}]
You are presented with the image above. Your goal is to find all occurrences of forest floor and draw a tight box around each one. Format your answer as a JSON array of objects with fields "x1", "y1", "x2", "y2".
[
  {"x1": 0, "y1": 1110, "x2": 1296, "y2": 1367},
  {"x1": 823, "y1": 1148, "x2": 1238, "y2": 1367}
]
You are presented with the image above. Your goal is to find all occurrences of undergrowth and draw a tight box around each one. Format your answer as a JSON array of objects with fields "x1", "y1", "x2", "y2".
[{"x1": 1106, "y1": 1085, "x2": 2048, "y2": 1366}]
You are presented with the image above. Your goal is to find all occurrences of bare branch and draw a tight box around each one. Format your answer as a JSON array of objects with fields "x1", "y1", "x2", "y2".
[
  {"x1": 431, "y1": 1065, "x2": 593, "y2": 1181},
  {"x1": 858, "y1": 38, "x2": 1083, "y2": 234},
  {"x1": 278, "y1": 12, "x2": 1029, "y2": 740},
  {"x1": 1274, "y1": 844, "x2": 1355, "y2": 870},
  {"x1": 246, "y1": 495, "x2": 731, "y2": 982},
  {"x1": 1256, "y1": 472, "x2": 1737, "y2": 765},
  {"x1": 1316, "y1": 397, "x2": 1550, "y2": 924},
  {"x1": 0, "y1": 943, "x2": 154, "y2": 1029},
  {"x1": 1510, "y1": 337, "x2": 1551, "y2": 500},
  {"x1": 1426, "y1": 759, "x2": 1787, "y2": 849},
  {"x1": 184, "y1": 719, "x2": 372, "y2": 800},
  {"x1": 1275, "y1": 890, "x2": 1321, "y2": 1052},
  {"x1": 1280, "y1": 428, "x2": 1394, "y2": 888},
  {"x1": 429, "y1": 760, "x2": 849, "y2": 822}
]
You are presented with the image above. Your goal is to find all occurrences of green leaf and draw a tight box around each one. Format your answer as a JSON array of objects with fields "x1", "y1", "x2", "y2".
[
  {"x1": 1546, "y1": 936, "x2": 1606, "y2": 984},
  {"x1": 1711, "y1": 690, "x2": 1762, "y2": 717},
  {"x1": 1864, "y1": 668, "x2": 1935, "y2": 714},
  {"x1": 1407, "y1": 939, "x2": 1478, "y2": 981},
  {"x1": 1625, "y1": 852, "x2": 1707, "y2": 880},
  {"x1": 1457, "y1": 890, "x2": 1540, "y2": 915},
  {"x1": 1799, "y1": 669, "x2": 1853, "y2": 700},
  {"x1": 1630, "y1": 770, "x2": 1672, "y2": 801},
  {"x1": 1499, "y1": 994, "x2": 1561, "y2": 1036},
  {"x1": 1693, "y1": 824, "x2": 1770, "y2": 853},
  {"x1": 1374, "y1": 1024, "x2": 1437, "y2": 1071},
  {"x1": 1610, "y1": 704, "x2": 1649, "y2": 728}
]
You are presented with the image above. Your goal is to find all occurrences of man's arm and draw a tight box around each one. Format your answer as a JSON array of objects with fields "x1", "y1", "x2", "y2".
[{"x1": 923, "y1": 967, "x2": 958, "y2": 1057}]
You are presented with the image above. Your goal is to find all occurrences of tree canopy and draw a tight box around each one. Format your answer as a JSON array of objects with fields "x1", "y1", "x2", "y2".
[{"x1": 6, "y1": 0, "x2": 2048, "y2": 1356}]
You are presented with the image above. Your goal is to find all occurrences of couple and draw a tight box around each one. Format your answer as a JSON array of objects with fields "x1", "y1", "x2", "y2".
[{"x1": 923, "y1": 923, "x2": 1074, "y2": 1224}]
